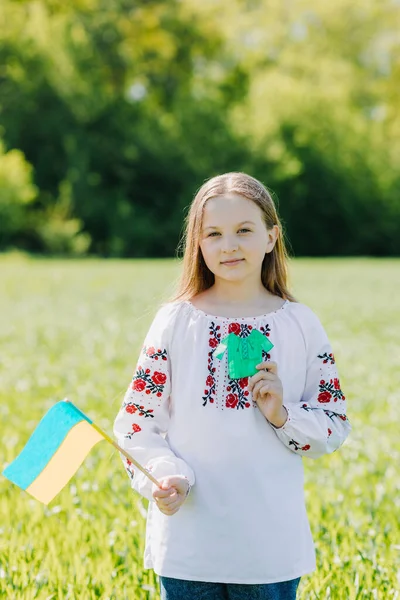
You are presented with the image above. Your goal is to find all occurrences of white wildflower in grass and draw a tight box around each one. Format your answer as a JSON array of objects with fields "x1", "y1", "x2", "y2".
[
  {"x1": 35, "y1": 571, "x2": 48, "y2": 584},
  {"x1": 75, "y1": 509, "x2": 94, "y2": 521},
  {"x1": 142, "y1": 584, "x2": 156, "y2": 594},
  {"x1": 108, "y1": 531, "x2": 117, "y2": 547},
  {"x1": 4, "y1": 435, "x2": 19, "y2": 448}
]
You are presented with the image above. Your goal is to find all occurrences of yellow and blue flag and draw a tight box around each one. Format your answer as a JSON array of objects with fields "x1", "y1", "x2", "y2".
[{"x1": 2, "y1": 400, "x2": 104, "y2": 505}]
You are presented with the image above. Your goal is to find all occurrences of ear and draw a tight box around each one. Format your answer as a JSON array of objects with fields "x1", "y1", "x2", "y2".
[{"x1": 265, "y1": 225, "x2": 279, "y2": 253}]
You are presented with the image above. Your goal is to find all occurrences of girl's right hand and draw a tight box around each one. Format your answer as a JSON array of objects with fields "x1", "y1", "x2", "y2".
[{"x1": 152, "y1": 476, "x2": 190, "y2": 516}]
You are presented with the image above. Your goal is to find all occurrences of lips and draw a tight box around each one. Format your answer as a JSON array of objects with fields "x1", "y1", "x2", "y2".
[{"x1": 221, "y1": 259, "x2": 244, "y2": 264}]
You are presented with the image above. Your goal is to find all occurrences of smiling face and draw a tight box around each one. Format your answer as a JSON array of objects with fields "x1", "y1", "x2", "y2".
[{"x1": 199, "y1": 193, "x2": 278, "y2": 285}]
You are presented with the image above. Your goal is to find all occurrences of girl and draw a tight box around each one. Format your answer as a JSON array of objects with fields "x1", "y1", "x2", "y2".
[{"x1": 113, "y1": 172, "x2": 351, "y2": 600}]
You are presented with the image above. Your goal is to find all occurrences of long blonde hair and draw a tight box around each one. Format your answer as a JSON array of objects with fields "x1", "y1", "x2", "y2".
[{"x1": 169, "y1": 172, "x2": 297, "y2": 303}]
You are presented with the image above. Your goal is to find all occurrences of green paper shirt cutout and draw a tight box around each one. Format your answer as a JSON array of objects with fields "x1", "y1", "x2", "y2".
[{"x1": 213, "y1": 329, "x2": 274, "y2": 379}]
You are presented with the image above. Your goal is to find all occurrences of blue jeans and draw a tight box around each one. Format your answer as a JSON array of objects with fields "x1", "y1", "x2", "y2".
[{"x1": 159, "y1": 575, "x2": 301, "y2": 600}]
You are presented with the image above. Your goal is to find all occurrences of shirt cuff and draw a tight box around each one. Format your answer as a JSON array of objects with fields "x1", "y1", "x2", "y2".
[
  {"x1": 266, "y1": 405, "x2": 290, "y2": 430},
  {"x1": 146, "y1": 456, "x2": 196, "y2": 487}
]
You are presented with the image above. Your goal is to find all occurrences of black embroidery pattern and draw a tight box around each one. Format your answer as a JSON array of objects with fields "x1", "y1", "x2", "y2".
[
  {"x1": 318, "y1": 352, "x2": 335, "y2": 365},
  {"x1": 203, "y1": 322, "x2": 221, "y2": 406}
]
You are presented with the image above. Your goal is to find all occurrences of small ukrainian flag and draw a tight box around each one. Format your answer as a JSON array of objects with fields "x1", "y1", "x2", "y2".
[
  {"x1": 2, "y1": 399, "x2": 161, "y2": 505},
  {"x1": 2, "y1": 400, "x2": 104, "y2": 505}
]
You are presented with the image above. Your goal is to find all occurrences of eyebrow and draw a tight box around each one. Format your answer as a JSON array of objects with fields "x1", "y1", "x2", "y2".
[{"x1": 203, "y1": 220, "x2": 256, "y2": 231}]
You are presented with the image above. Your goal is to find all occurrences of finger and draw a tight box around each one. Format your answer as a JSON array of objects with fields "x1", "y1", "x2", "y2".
[
  {"x1": 161, "y1": 507, "x2": 179, "y2": 516},
  {"x1": 167, "y1": 499, "x2": 184, "y2": 513},
  {"x1": 159, "y1": 492, "x2": 178, "y2": 507},
  {"x1": 155, "y1": 488, "x2": 178, "y2": 502},
  {"x1": 258, "y1": 383, "x2": 272, "y2": 399},
  {"x1": 253, "y1": 380, "x2": 268, "y2": 398},
  {"x1": 249, "y1": 371, "x2": 274, "y2": 390},
  {"x1": 163, "y1": 499, "x2": 182, "y2": 512},
  {"x1": 256, "y1": 361, "x2": 277, "y2": 374},
  {"x1": 153, "y1": 488, "x2": 174, "y2": 499},
  {"x1": 159, "y1": 502, "x2": 181, "y2": 515}
]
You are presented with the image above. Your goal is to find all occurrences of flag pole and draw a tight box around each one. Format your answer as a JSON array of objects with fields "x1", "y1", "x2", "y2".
[{"x1": 64, "y1": 399, "x2": 162, "y2": 489}]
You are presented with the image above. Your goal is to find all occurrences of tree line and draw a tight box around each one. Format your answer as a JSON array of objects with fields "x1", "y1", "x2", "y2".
[{"x1": 0, "y1": 0, "x2": 399, "y2": 256}]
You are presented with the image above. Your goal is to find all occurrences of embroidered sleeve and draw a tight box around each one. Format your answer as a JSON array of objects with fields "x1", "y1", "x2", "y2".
[
  {"x1": 270, "y1": 310, "x2": 351, "y2": 459},
  {"x1": 113, "y1": 304, "x2": 195, "y2": 501}
]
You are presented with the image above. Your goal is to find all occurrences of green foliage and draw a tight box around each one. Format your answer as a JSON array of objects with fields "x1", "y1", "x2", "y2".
[
  {"x1": 0, "y1": 0, "x2": 398, "y2": 256},
  {"x1": 36, "y1": 181, "x2": 91, "y2": 255},
  {"x1": 222, "y1": 0, "x2": 400, "y2": 255},
  {"x1": 0, "y1": 141, "x2": 37, "y2": 246},
  {"x1": 0, "y1": 258, "x2": 399, "y2": 598}
]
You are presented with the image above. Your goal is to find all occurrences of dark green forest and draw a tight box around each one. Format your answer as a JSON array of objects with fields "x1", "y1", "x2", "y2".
[{"x1": 0, "y1": 0, "x2": 399, "y2": 257}]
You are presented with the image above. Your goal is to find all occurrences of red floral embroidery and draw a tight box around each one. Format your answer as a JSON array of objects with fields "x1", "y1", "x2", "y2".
[
  {"x1": 318, "y1": 352, "x2": 335, "y2": 364},
  {"x1": 225, "y1": 378, "x2": 251, "y2": 409},
  {"x1": 125, "y1": 458, "x2": 134, "y2": 479},
  {"x1": 300, "y1": 398, "x2": 349, "y2": 437},
  {"x1": 132, "y1": 360, "x2": 168, "y2": 397},
  {"x1": 318, "y1": 390, "x2": 332, "y2": 403},
  {"x1": 228, "y1": 323, "x2": 253, "y2": 338},
  {"x1": 260, "y1": 324, "x2": 271, "y2": 337},
  {"x1": 123, "y1": 422, "x2": 143, "y2": 440},
  {"x1": 317, "y1": 378, "x2": 345, "y2": 403},
  {"x1": 228, "y1": 322, "x2": 241, "y2": 335},
  {"x1": 289, "y1": 438, "x2": 311, "y2": 452},
  {"x1": 132, "y1": 379, "x2": 146, "y2": 392},
  {"x1": 203, "y1": 322, "x2": 221, "y2": 406},
  {"x1": 142, "y1": 346, "x2": 167, "y2": 361},
  {"x1": 324, "y1": 409, "x2": 348, "y2": 423},
  {"x1": 123, "y1": 401, "x2": 154, "y2": 418},
  {"x1": 260, "y1": 324, "x2": 271, "y2": 362},
  {"x1": 238, "y1": 377, "x2": 248, "y2": 389},
  {"x1": 152, "y1": 371, "x2": 167, "y2": 385},
  {"x1": 226, "y1": 393, "x2": 238, "y2": 408}
]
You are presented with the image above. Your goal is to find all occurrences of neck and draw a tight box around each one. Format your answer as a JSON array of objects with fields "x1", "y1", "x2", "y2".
[{"x1": 209, "y1": 278, "x2": 270, "y2": 306}]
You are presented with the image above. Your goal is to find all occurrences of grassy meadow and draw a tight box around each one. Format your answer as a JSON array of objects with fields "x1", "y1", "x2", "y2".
[{"x1": 0, "y1": 256, "x2": 399, "y2": 599}]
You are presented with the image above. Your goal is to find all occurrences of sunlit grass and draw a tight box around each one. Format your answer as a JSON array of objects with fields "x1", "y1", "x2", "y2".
[{"x1": 0, "y1": 256, "x2": 399, "y2": 599}]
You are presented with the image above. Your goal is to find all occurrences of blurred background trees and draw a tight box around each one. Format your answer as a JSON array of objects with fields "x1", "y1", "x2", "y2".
[{"x1": 0, "y1": 0, "x2": 399, "y2": 256}]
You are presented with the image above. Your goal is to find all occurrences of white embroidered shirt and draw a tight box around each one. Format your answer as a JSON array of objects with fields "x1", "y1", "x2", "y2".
[{"x1": 113, "y1": 299, "x2": 351, "y2": 584}]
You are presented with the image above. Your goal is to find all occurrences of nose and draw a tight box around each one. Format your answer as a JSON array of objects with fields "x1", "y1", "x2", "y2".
[{"x1": 221, "y1": 235, "x2": 239, "y2": 253}]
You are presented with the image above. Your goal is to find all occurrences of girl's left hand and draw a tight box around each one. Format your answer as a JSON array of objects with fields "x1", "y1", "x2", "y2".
[{"x1": 249, "y1": 361, "x2": 287, "y2": 428}]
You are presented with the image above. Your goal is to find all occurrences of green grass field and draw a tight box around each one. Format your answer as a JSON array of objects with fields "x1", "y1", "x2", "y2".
[{"x1": 0, "y1": 256, "x2": 399, "y2": 599}]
